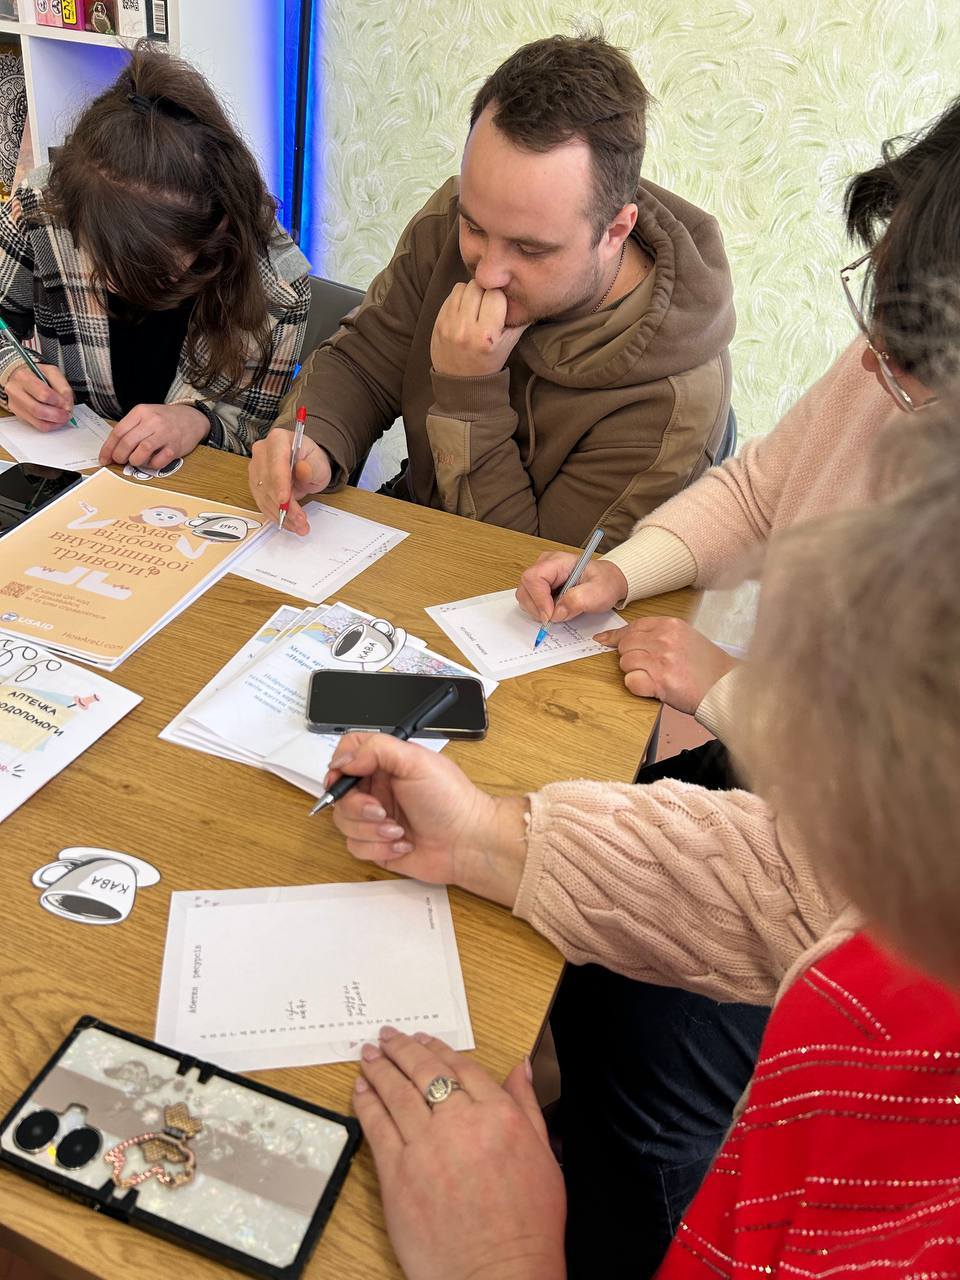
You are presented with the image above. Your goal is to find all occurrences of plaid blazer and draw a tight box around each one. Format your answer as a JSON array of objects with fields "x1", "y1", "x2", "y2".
[{"x1": 0, "y1": 167, "x2": 311, "y2": 454}]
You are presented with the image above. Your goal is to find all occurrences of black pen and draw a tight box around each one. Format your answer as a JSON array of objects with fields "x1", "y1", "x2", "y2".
[{"x1": 309, "y1": 680, "x2": 460, "y2": 815}]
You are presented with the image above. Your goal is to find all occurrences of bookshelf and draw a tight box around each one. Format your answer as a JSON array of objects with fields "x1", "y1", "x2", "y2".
[{"x1": 0, "y1": 2, "x2": 281, "y2": 193}]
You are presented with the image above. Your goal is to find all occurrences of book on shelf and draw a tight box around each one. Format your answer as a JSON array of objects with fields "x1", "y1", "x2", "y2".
[
  {"x1": 84, "y1": 0, "x2": 115, "y2": 32},
  {"x1": 116, "y1": 0, "x2": 145, "y2": 36},
  {"x1": 33, "y1": 0, "x2": 63, "y2": 26},
  {"x1": 146, "y1": 0, "x2": 167, "y2": 40},
  {"x1": 60, "y1": 0, "x2": 85, "y2": 29},
  {"x1": 0, "y1": 1, "x2": 20, "y2": 22}
]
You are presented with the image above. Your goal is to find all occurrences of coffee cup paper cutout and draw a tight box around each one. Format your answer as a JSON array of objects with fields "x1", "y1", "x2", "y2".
[
  {"x1": 31, "y1": 847, "x2": 160, "y2": 926},
  {"x1": 329, "y1": 618, "x2": 407, "y2": 672},
  {"x1": 123, "y1": 458, "x2": 184, "y2": 481},
  {"x1": 185, "y1": 512, "x2": 261, "y2": 543}
]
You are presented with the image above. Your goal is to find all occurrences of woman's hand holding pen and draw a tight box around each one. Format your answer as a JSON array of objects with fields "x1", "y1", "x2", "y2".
[
  {"x1": 5, "y1": 361, "x2": 75, "y2": 430},
  {"x1": 249, "y1": 426, "x2": 332, "y2": 533},
  {"x1": 516, "y1": 551, "x2": 627, "y2": 625},
  {"x1": 326, "y1": 733, "x2": 528, "y2": 908}
]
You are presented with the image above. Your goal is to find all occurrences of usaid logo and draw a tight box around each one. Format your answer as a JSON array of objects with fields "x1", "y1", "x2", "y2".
[{"x1": 0, "y1": 612, "x2": 53, "y2": 632}]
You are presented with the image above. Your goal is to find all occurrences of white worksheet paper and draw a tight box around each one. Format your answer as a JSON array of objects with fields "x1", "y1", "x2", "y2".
[
  {"x1": 157, "y1": 881, "x2": 474, "y2": 1070},
  {"x1": 232, "y1": 501, "x2": 408, "y2": 603},
  {"x1": 425, "y1": 588, "x2": 623, "y2": 680},
  {"x1": 0, "y1": 404, "x2": 111, "y2": 472},
  {"x1": 160, "y1": 601, "x2": 495, "y2": 797}
]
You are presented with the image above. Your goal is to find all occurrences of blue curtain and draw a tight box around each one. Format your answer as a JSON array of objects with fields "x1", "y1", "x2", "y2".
[{"x1": 282, "y1": 0, "x2": 320, "y2": 262}]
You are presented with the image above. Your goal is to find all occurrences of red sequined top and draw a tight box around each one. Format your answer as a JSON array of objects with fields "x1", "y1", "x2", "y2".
[{"x1": 659, "y1": 933, "x2": 960, "y2": 1278}]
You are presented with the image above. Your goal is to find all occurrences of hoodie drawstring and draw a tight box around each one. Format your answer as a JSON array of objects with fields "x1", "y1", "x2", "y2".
[{"x1": 523, "y1": 373, "x2": 538, "y2": 468}]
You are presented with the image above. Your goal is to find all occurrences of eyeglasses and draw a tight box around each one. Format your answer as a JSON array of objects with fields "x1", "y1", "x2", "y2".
[{"x1": 840, "y1": 252, "x2": 938, "y2": 413}]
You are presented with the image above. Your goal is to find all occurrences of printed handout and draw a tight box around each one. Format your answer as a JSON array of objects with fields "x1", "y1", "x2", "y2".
[
  {"x1": 0, "y1": 404, "x2": 112, "y2": 473},
  {"x1": 0, "y1": 632, "x2": 140, "y2": 821},
  {"x1": 232, "y1": 501, "x2": 408, "y2": 603},
  {"x1": 161, "y1": 601, "x2": 496, "y2": 797},
  {"x1": 0, "y1": 469, "x2": 268, "y2": 669},
  {"x1": 425, "y1": 588, "x2": 623, "y2": 680},
  {"x1": 156, "y1": 880, "x2": 474, "y2": 1070}
]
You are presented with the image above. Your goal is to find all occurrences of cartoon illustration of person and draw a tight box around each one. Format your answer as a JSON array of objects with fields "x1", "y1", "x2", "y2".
[
  {"x1": 68, "y1": 502, "x2": 189, "y2": 531},
  {"x1": 53, "y1": 501, "x2": 261, "y2": 581},
  {"x1": 24, "y1": 565, "x2": 132, "y2": 599},
  {"x1": 69, "y1": 502, "x2": 260, "y2": 555}
]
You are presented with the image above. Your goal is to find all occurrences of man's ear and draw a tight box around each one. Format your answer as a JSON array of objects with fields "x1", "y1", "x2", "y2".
[{"x1": 602, "y1": 203, "x2": 638, "y2": 256}]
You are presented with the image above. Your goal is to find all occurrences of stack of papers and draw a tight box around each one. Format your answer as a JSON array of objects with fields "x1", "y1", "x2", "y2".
[
  {"x1": 157, "y1": 880, "x2": 474, "y2": 1070},
  {"x1": 0, "y1": 632, "x2": 140, "y2": 821},
  {"x1": 0, "y1": 404, "x2": 112, "y2": 472},
  {"x1": 161, "y1": 600, "x2": 496, "y2": 798},
  {"x1": 232, "y1": 500, "x2": 408, "y2": 603},
  {"x1": 426, "y1": 588, "x2": 624, "y2": 680},
  {"x1": 0, "y1": 469, "x2": 269, "y2": 669}
]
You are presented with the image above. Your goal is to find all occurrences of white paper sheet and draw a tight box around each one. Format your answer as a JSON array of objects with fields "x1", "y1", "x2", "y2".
[
  {"x1": 0, "y1": 404, "x2": 111, "y2": 472},
  {"x1": 0, "y1": 632, "x2": 141, "y2": 821},
  {"x1": 156, "y1": 880, "x2": 474, "y2": 1070},
  {"x1": 231, "y1": 501, "x2": 408, "y2": 603},
  {"x1": 425, "y1": 588, "x2": 623, "y2": 679},
  {"x1": 161, "y1": 601, "x2": 496, "y2": 797}
]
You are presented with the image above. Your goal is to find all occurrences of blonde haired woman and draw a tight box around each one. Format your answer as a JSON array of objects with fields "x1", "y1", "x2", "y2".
[{"x1": 322, "y1": 407, "x2": 960, "y2": 1279}]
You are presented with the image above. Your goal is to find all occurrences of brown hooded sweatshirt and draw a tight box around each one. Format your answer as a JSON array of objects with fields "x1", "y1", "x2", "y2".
[{"x1": 277, "y1": 176, "x2": 735, "y2": 550}]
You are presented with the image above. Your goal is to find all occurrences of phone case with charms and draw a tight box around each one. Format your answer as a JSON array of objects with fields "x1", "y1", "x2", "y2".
[{"x1": 0, "y1": 1015, "x2": 361, "y2": 1278}]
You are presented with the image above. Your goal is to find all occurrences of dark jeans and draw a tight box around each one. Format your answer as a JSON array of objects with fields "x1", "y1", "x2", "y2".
[{"x1": 551, "y1": 741, "x2": 771, "y2": 1280}]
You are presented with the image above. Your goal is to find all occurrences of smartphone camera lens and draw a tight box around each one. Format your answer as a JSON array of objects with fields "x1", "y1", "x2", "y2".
[
  {"x1": 13, "y1": 1109, "x2": 59, "y2": 1152},
  {"x1": 55, "y1": 1126, "x2": 102, "y2": 1170}
]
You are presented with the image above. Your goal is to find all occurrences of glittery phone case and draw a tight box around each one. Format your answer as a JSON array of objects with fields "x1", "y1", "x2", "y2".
[{"x1": 0, "y1": 1016, "x2": 361, "y2": 1278}]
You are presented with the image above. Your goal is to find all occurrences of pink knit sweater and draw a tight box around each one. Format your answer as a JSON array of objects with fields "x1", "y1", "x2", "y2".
[
  {"x1": 605, "y1": 339, "x2": 895, "y2": 595},
  {"x1": 513, "y1": 341, "x2": 896, "y2": 999}
]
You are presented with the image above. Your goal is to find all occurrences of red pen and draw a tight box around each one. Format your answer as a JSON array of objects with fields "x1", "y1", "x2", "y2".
[{"x1": 278, "y1": 405, "x2": 307, "y2": 531}]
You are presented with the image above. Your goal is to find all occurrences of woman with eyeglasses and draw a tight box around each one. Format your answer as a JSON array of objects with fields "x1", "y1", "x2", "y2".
[
  {"x1": 0, "y1": 43, "x2": 310, "y2": 472},
  {"x1": 327, "y1": 407, "x2": 960, "y2": 1280},
  {"x1": 507, "y1": 97, "x2": 959, "y2": 1278}
]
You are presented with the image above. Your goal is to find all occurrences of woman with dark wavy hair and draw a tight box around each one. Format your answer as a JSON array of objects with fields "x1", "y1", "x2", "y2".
[{"x1": 0, "y1": 42, "x2": 310, "y2": 471}]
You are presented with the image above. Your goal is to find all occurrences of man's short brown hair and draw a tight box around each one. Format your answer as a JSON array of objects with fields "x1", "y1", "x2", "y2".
[{"x1": 470, "y1": 34, "x2": 649, "y2": 243}]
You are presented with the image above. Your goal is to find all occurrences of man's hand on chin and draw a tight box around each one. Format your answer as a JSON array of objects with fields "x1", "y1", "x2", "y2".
[{"x1": 430, "y1": 280, "x2": 529, "y2": 377}]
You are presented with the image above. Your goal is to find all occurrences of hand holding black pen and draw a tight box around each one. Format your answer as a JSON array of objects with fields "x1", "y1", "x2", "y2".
[{"x1": 309, "y1": 681, "x2": 460, "y2": 815}]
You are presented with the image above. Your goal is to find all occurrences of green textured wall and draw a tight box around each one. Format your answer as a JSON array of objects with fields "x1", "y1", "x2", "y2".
[{"x1": 316, "y1": 0, "x2": 959, "y2": 441}]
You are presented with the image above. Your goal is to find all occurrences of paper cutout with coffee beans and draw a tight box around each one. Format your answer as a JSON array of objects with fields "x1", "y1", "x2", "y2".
[{"x1": 31, "y1": 847, "x2": 160, "y2": 927}]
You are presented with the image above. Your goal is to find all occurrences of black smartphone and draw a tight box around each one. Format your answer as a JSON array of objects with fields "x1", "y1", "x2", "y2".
[
  {"x1": 0, "y1": 463, "x2": 83, "y2": 535},
  {"x1": 0, "y1": 1016, "x2": 361, "y2": 1279},
  {"x1": 308, "y1": 670, "x2": 488, "y2": 738}
]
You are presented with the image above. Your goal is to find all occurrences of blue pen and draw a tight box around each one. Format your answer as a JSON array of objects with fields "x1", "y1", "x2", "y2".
[
  {"x1": 0, "y1": 317, "x2": 78, "y2": 428},
  {"x1": 534, "y1": 527, "x2": 605, "y2": 648}
]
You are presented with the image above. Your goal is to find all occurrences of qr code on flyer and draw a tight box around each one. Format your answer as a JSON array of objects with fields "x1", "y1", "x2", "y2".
[{"x1": 1, "y1": 582, "x2": 28, "y2": 599}]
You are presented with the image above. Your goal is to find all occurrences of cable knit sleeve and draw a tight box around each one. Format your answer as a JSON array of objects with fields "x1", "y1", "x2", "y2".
[{"x1": 513, "y1": 778, "x2": 845, "y2": 1004}]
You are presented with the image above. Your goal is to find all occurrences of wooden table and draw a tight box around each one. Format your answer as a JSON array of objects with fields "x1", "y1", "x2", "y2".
[{"x1": 0, "y1": 446, "x2": 695, "y2": 1278}]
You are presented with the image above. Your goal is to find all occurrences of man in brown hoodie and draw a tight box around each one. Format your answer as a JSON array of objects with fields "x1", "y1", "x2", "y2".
[{"x1": 250, "y1": 34, "x2": 735, "y2": 552}]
